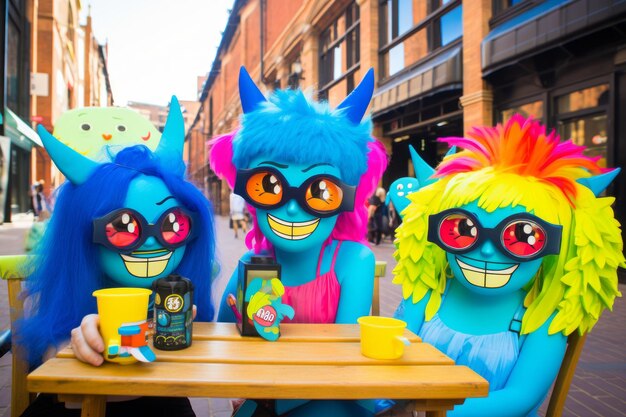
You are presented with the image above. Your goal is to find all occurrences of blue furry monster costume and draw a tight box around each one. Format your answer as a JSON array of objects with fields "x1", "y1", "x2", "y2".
[
  {"x1": 210, "y1": 67, "x2": 387, "y2": 417},
  {"x1": 18, "y1": 97, "x2": 216, "y2": 368}
]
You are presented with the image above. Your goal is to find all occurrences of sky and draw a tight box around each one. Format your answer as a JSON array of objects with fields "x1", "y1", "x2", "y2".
[{"x1": 82, "y1": 0, "x2": 233, "y2": 106}]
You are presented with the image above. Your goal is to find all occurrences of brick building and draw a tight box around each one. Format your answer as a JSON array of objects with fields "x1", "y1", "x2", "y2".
[
  {"x1": 127, "y1": 101, "x2": 168, "y2": 132},
  {"x1": 188, "y1": 0, "x2": 626, "y2": 228},
  {"x1": 31, "y1": 0, "x2": 113, "y2": 195}
]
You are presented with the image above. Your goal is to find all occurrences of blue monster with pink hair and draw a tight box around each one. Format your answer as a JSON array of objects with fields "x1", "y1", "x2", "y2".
[
  {"x1": 210, "y1": 67, "x2": 387, "y2": 416},
  {"x1": 18, "y1": 98, "x2": 216, "y2": 369}
]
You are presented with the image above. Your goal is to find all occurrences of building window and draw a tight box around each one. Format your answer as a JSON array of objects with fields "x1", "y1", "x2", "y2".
[
  {"x1": 493, "y1": 0, "x2": 524, "y2": 14},
  {"x1": 288, "y1": 59, "x2": 304, "y2": 89},
  {"x1": 6, "y1": 21, "x2": 20, "y2": 112},
  {"x1": 556, "y1": 84, "x2": 609, "y2": 168},
  {"x1": 559, "y1": 115, "x2": 608, "y2": 166},
  {"x1": 501, "y1": 83, "x2": 610, "y2": 168},
  {"x1": 434, "y1": 6, "x2": 462, "y2": 48},
  {"x1": 500, "y1": 99, "x2": 544, "y2": 122},
  {"x1": 266, "y1": 71, "x2": 281, "y2": 91},
  {"x1": 388, "y1": 44, "x2": 404, "y2": 77},
  {"x1": 67, "y1": 1, "x2": 75, "y2": 43},
  {"x1": 429, "y1": 0, "x2": 454, "y2": 14},
  {"x1": 491, "y1": 0, "x2": 538, "y2": 28},
  {"x1": 556, "y1": 84, "x2": 609, "y2": 113},
  {"x1": 388, "y1": 0, "x2": 413, "y2": 38},
  {"x1": 318, "y1": 2, "x2": 360, "y2": 101},
  {"x1": 379, "y1": 0, "x2": 462, "y2": 80}
]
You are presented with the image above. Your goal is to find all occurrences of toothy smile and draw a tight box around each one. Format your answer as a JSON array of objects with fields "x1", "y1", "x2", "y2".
[
  {"x1": 120, "y1": 250, "x2": 172, "y2": 277},
  {"x1": 267, "y1": 214, "x2": 320, "y2": 240},
  {"x1": 456, "y1": 258, "x2": 519, "y2": 288}
]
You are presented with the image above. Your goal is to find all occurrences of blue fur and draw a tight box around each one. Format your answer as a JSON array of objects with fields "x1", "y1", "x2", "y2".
[
  {"x1": 18, "y1": 145, "x2": 216, "y2": 365},
  {"x1": 232, "y1": 89, "x2": 373, "y2": 185}
]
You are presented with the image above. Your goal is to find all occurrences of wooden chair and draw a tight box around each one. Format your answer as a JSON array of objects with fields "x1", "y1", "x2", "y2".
[
  {"x1": 372, "y1": 261, "x2": 386, "y2": 316},
  {"x1": 0, "y1": 254, "x2": 32, "y2": 417},
  {"x1": 545, "y1": 331, "x2": 587, "y2": 417}
]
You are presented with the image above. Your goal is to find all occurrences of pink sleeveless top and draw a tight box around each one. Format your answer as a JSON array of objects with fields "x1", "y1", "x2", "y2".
[{"x1": 282, "y1": 242, "x2": 342, "y2": 323}]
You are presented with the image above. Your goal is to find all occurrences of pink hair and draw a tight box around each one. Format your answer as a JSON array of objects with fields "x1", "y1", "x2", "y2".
[{"x1": 209, "y1": 132, "x2": 387, "y2": 253}]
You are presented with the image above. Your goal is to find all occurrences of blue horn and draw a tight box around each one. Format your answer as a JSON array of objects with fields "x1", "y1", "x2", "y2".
[
  {"x1": 336, "y1": 68, "x2": 375, "y2": 125},
  {"x1": 155, "y1": 96, "x2": 185, "y2": 162},
  {"x1": 36, "y1": 125, "x2": 99, "y2": 185},
  {"x1": 577, "y1": 168, "x2": 621, "y2": 196},
  {"x1": 409, "y1": 145, "x2": 436, "y2": 187},
  {"x1": 409, "y1": 145, "x2": 456, "y2": 186},
  {"x1": 239, "y1": 66, "x2": 267, "y2": 113}
]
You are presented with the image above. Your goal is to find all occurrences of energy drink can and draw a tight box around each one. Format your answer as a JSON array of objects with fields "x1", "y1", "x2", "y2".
[{"x1": 152, "y1": 274, "x2": 194, "y2": 350}]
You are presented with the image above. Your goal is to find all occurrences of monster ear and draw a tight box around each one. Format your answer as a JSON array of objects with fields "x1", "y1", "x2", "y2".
[
  {"x1": 444, "y1": 146, "x2": 457, "y2": 158},
  {"x1": 239, "y1": 66, "x2": 267, "y2": 114},
  {"x1": 409, "y1": 145, "x2": 436, "y2": 187},
  {"x1": 409, "y1": 145, "x2": 456, "y2": 186},
  {"x1": 37, "y1": 125, "x2": 99, "y2": 185},
  {"x1": 336, "y1": 68, "x2": 374, "y2": 125},
  {"x1": 577, "y1": 168, "x2": 620, "y2": 196},
  {"x1": 155, "y1": 96, "x2": 185, "y2": 162}
]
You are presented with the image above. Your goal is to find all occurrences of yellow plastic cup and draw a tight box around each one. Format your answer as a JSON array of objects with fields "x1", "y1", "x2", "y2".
[
  {"x1": 358, "y1": 316, "x2": 411, "y2": 360},
  {"x1": 93, "y1": 288, "x2": 152, "y2": 364}
]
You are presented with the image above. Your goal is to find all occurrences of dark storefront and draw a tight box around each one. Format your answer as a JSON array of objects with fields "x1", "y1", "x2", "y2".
[
  {"x1": 483, "y1": 0, "x2": 626, "y2": 241},
  {"x1": 376, "y1": 89, "x2": 462, "y2": 186},
  {"x1": 372, "y1": 43, "x2": 464, "y2": 187},
  {"x1": 1, "y1": 0, "x2": 35, "y2": 223}
]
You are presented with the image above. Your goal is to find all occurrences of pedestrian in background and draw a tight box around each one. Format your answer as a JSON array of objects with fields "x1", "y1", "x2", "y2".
[
  {"x1": 368, "y1": 187, "x2": 388, "y2": 245},
  {"x1": 30, "y1": 181, "x2": 50, "y2": 220},
  {"x1": 386, "y1": 200, "x2": 400, "y2": 242},
  {"x1": 230, "y1": 191, "x2": 247, "y2": 239}
]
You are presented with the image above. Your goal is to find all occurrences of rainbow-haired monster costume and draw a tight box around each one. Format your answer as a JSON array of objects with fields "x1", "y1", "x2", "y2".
[
  {"x1": 18, "y1": 98, "x2": 216, "y2": 366},
  {"x1": 210, "y1": 67, "x2": 387, "y2": 416},
  {"x1": 394, "y1": 115, "x2": 624, "y2": 416}
]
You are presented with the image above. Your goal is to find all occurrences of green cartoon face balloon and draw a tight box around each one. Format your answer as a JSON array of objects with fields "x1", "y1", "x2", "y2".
[{"x1": 53, "y1": 107, "x2": 161, "y2": 160}]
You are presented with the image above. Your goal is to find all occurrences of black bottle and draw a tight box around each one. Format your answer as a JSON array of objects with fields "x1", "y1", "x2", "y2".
[{"x1": 152, "y1": 274, "x2": 194, "y2": 350}]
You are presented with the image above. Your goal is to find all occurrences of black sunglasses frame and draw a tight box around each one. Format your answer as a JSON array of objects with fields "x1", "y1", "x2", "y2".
[
  {"x1": 427, "y1": 208, "x2": 563, "y2": 262},
  {"x1": 234, "y1": 167, "x2": 357, "y2": 218},
  {"x1": 93, "y1": 207, "x2": 199, "y2": 254}
]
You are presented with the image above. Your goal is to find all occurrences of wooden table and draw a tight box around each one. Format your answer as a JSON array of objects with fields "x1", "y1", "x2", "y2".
[{"x1": 27, "y1": 323, "x2": 488, "y2": 417}]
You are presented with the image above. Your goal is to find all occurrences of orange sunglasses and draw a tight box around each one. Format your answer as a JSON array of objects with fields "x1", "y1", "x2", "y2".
[{"x1": 234, "y1": 167, "x2": 356, "y2": 218}]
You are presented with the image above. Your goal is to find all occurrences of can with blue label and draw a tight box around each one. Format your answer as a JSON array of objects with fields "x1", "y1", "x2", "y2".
[{"x1": 152, "y1": 274, "x2": 194, "y2": 350}]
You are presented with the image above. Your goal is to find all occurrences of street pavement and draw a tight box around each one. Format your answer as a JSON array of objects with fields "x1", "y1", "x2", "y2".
[{"x1": 0, "y1": 214, "x2": 625, "y2": 417}]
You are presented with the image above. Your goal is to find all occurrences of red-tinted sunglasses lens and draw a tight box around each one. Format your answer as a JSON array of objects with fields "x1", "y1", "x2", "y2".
[
  {"x1": 105, "y1": 210, "x2": 142, "y2": 248},
  {"x1": 502, "y1": 220, "x2": 547, "y2": 258},
  {"x1": 160, "y1": 208, "x2": 192, "y2": 245},
  {"x1": 439, "y1": 213, "x2": 478, "y2": 250}
]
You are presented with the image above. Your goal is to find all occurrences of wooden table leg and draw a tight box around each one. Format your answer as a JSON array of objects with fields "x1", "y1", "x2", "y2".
[
  {"x1": 411, "y1": 399, "x2": 464, "y2": 417},
  {"x1": 81, "y1": 395, "x2": 106, "y2": 417},
  {"x1": 425, "y1": 410, "x2": 447, "y2": 417}
]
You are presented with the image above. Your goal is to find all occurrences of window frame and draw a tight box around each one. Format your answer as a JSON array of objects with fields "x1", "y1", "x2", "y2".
[
  {"x1": 490, "y1": 0, "x2": 540, "y2": 29},
  {"x1": 318, "y1": 2, "x2": 361, "y2": 101},
  {"x1": 552, "y1": 78, "x2": 613, "y2": 166},
  {"x1": 497, "y1": 94, "x2": 547, "y2": 124},
  {"x1": 378, "y1": 0, "x2": 462, "y2": 82},
  {"x1": 496, "y1": 76, "x2": 615, "y2": 168}
]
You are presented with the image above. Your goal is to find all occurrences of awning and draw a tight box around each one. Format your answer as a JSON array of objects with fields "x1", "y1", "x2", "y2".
[
  {"x1": 371, "y1": 45, "x2": 462, "y2": 117},
  {"x1": 482, "y1": 0, "x2": 626, "y2": 74},
  {"x1": 4, "y1": 108, "x2": 43, "y2": 148}
]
